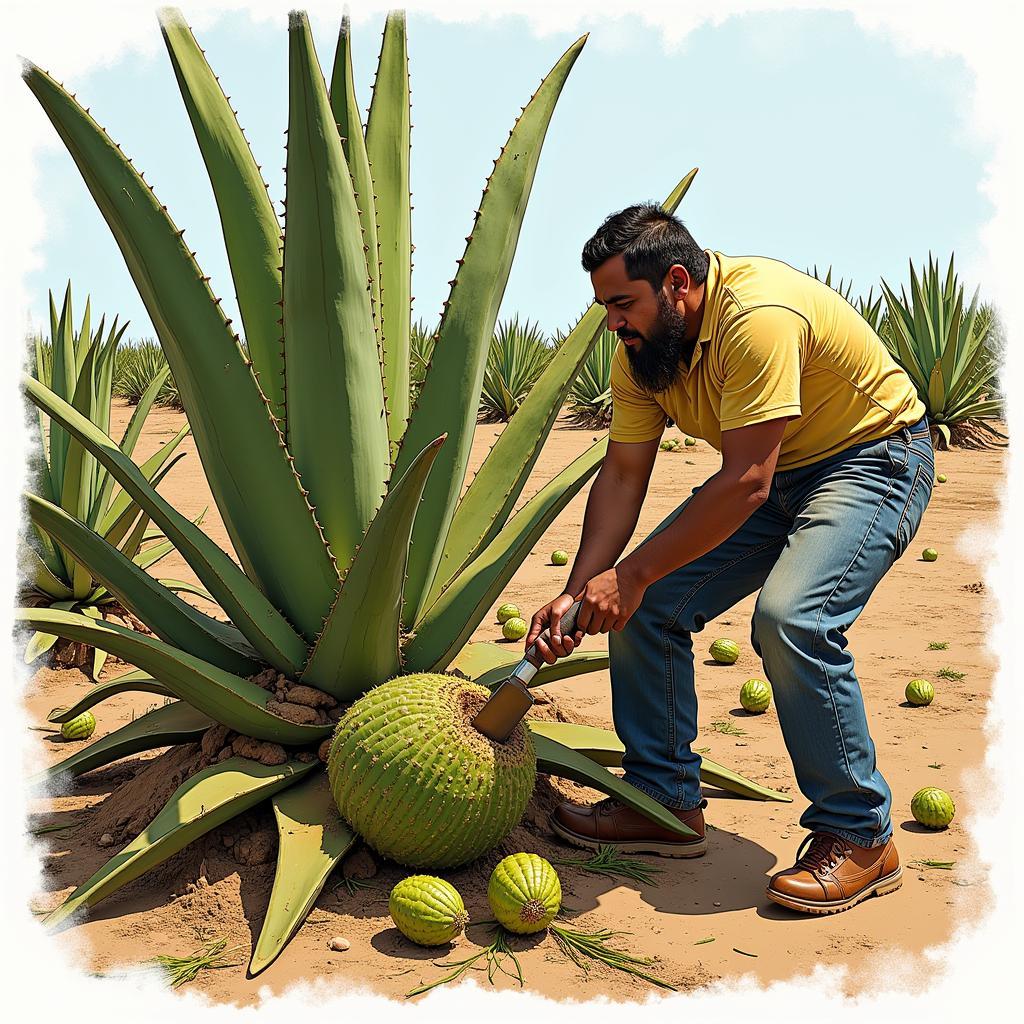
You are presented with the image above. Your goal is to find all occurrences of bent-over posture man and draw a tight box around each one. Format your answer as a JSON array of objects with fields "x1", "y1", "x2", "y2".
[{"x1": 526, "y1": 204, "x2": 933, "y2": 915}]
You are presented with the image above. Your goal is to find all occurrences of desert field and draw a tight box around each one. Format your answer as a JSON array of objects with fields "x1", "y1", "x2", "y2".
[{"x1": 21, "y1": 400, "x2": 1003, "y2": 1004}]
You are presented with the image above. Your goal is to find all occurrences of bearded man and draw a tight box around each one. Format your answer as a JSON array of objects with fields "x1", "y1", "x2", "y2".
[{"x1": 526, "y1": 203, "x2": 933, "y2": 915}]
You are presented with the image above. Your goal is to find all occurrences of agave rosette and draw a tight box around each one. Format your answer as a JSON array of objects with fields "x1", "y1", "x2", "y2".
[
  {"x1": 21, "y1": 283, "x2": 191, "y2": 678},
  {"x1": 20, "y1": 9, "x2": 788, "y2": 976},
  {"x1": 479, "y1": 316, "x2": 553, "y2": 422}
]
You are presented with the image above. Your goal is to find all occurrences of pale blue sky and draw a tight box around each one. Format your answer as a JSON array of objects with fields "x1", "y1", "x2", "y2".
[{"x1": 24, "y1": 6, "x2": 992, "y2": 342}]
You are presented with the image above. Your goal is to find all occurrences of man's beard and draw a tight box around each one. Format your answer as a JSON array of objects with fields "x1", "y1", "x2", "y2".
[{"x1": 621, "y1": 293, "x2": 691, "y2": 395}]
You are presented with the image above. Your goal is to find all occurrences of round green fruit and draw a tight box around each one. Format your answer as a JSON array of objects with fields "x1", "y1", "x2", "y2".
[
  {"x1": 684, "y1": 437, "x2": 696, "y2": 447},
  {"x1": 905, "y1": 678, "x2": 935, "y2": 706},
  {"x1": 709, "y1": 638, "x2": 740, "y2": 664},
  {"x1": 739, "y1": 678, "x2": 772, "y2": 714},
  {"x1": 502, "y1": 617, "x2": 528, "y2": 641},
  {"x1": 659, "y1": 440, "x2": 674, "y2": 451},
  {"x1": 389, "y1": 875, "x2": 469, "y2": 946},
  {"x1": 911, "y1": 786, "x2": 955, "y2": 829},
  {"x1": 551, "y1": 550, "x2": 569, "y2": 566},
  {"x1": 496, "y1": 603, "x2": 521, "y2": 624},
  {"x1": 488, "y1": 853, "x2": 561, "y2": 934},
  {"x1": 922, "y1": 548, "x2": 938, "y2": 561},
  {"x1": 60, "y1": 710, "x2": 96, "y2": 741},
  {"x1": 936, "y1": 474, "x2": 947, "y2": 483},
  {"x1": 328, "y1": 674, "x2": 536, "y2": 868}
]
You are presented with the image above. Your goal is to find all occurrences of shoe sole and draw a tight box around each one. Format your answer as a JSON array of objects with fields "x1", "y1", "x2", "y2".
[
  {"x1": 550, "y1": 816, "x2": 708, "y2": 858},
  {"x1": 765, "y1": 866, "x2": 903, "y2": 915}
]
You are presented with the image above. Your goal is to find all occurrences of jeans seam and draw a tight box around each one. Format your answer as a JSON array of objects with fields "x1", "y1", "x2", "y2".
[
  {"x1": 809, "y1": 469, "x2": 898, "y2": 839},
  {"x1": 895, "y1": 464, "x2": 926, "y2": 558}
]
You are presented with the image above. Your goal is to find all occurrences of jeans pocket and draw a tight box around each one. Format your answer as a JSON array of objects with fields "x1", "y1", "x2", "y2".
[{"x1": 895, "y1": 463, "x2": 932, "y2": 559}]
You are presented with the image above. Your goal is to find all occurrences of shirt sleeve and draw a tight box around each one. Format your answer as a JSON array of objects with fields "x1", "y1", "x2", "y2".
[
  {"x1": 608, "y1": 344, "x2": 668, "y2": 442},
  {"x1": 718, "y1": 305, "x2": 806, "y2": 430}
]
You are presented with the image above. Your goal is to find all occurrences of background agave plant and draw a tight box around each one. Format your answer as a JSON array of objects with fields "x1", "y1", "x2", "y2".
[
  {"x1": 20, "y1": 9, "x2": 786, "y2": 976},
  {"x1": 20, "y1": 283, "x2": 191, "y2": 678},
  {"x1": 879, "y1": 254, "x2": 1006, "y2": 449},
  {"x1": 113, "y1": 338, "x2": 183, "y2": 409},
  {"x1": 556, "y1": 321, "x2": 617, "y2": 429},
  {"x1": 408, "y1": 317, "x2": 436, "y2": 405},
  {"x1": 478, "y1": 317, "x2": 553, "y2": 422}
]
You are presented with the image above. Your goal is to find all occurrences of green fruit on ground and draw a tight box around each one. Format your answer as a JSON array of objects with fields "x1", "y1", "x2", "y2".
[
  {"x1": 739, "y1": 678, "x2": 772, "y2": 713},
  {"x1": 936, "y1": 474, "x2": 947, "y2": 483},
  {"x1": 60, "y1": 710, "x2": 96, "y2": 741},
  {"x1": 551, "y1": 550, "x2": 569, "y2": 565},
  {"x1": 328, "y1": 674, "x2": 536, "y2": 868},
  {"x1": 905, "y1": 678, "x2": 935, "y2": 706},
  {"x1": 922, "y1": 548, "x2": 939, "y2": 561},
  {"x1": 911, "y1": 786, "x2": 955, "y2": 829},
  {"x1": 659, "y1": 440, "x2": 674, "y2": 451},
  {"x1": 684, "y1": 437, "x2": 696, "y2": 446},
  {"x1": 389, "y1": 875, "x2": 469, "y2": 946},
  {"x1": 488, "y1": 852, "x2": 561, "y2": 934},
  {"x1": 502, "y1": 617, "x2": 528, "y2": 641},
  {"x1": 496, "y1": 603, "x2": 521, "y2": 624},
  {"x1": 709, "y1": 638, "x2": 740, "y2": 664}
]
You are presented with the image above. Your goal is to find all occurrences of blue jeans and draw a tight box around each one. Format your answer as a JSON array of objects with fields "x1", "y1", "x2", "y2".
[{"x1": 608, "y1": 415, "x2": 934, "y2": 848}]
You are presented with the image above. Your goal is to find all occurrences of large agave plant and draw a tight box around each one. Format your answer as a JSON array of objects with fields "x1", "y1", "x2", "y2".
[
  {"x1": 21, "y1": 283, "x2": 191, "y2": 678},
  {"x1": 20, "y1": 9, "x2": 788, "y2": 976},
  {"x1": 478, "y1": 316, "x2": 553, "y2": 422},
  {"x1": 879, "y1": 254, "x2": 1006, "y2": 449}
]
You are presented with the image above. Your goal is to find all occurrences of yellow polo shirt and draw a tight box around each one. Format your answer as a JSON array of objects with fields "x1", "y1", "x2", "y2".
[{"x1": 608, "y1": 251, "x2": 926, "y2": 470}]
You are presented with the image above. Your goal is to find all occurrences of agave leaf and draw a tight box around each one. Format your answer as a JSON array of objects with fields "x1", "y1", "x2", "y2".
[
  {"x1": 22, "y1": 62, "x2": 338, "y2": 638},
  {"x1": 478, "y1": 652, "x2": 610, "y2": 691},
  {"x1": 33, "y1": 701, "x2": 213, "y2": 784},
  {"x1": 430, "y1": 170, "x2": 697, "y2": 598},
  {"x1": 250, "y1": 774, "x2": 357, "y2": 976},
  {"x1": 532, "y1": 733, "x2": 696, "y2": 838},
  {"x1": 100, "y1": 435, "x2": 189, "y2": 543},
  {"x1": 158, "y1": 579, "x2": 216, "y2": 604},
  {"x1": 23, "y1": 544, "x2": 74, "y2": 601},
  {"x1": 24, "y1": 377, "x2": 307, "y2": 674},
  {"x1": 393, "y1": 35, "x2": 588, "y2": 631},
  {"x1": 364, "y1": 11, "x2": 411, "y2": 453},
  {"x1": 48, "y1": 673, "x2": 175, "y2": 723},
  {"x1": 405, "y1": 438, "x2": 605, "y2": 672},
  {"x1": 23, "y1": 598, "x2": 77, "y2": 664},
  {"x1": 283, "y1": 11, "x2": 390, "y2": 571},
  {"x1": 26, "y1": 493, "x2": 260, "y2": 675},
  {"x1": 43, "y1": 757, "x2": 316, "y2": 929},
  {"x1": 80, "y1": 605, "x2": 109, "y2": 680},
  {"x1": 159, "y1": 8, "x2": 285, "y2": 421},
  {"x1": 302, "y1": 434, "x2": 446, "y2": 699},
  {"x1": 448, "y1": 640, "x2": 609, "y2": 687},
  {"x1": 329, "y1": 12, "x2": 383, "y2": 366},
  {"x1": 696, "y1": 754, "x2": 793, "y2": 802},
  {"x1": 48, "y1": 283, "x2": 76, "y2": 492},
  {"x1": 16, "y1": 609, "x2": 328, "y2": 745}
]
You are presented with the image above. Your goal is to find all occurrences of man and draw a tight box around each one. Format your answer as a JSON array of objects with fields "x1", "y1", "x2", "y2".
[{"x1": 525, "y1": 203, "x2": 933, "y2": 916}]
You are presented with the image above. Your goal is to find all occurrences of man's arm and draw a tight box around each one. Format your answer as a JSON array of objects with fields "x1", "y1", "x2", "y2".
[{"x1": 616, "y1": 418, "x2": 787, "y2": 589}]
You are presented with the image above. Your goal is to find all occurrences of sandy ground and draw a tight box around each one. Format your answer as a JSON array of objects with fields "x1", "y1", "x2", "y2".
[{"x1": 21, "y1": 400, "x2": 1003, "y2": 1005}]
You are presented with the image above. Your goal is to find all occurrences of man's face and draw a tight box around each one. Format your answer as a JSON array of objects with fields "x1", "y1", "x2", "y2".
[{"x1": 591, "y1": 254, "x2": 690, "y2": 395}]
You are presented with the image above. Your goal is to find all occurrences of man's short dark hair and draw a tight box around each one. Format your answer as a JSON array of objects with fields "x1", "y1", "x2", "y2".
[{"x1": 581, "y1": 203, "x2": 709, "y2": 292}]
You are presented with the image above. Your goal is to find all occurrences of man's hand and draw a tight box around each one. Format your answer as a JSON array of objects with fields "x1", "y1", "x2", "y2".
[
  {"x1": 575, "y1": 564, "x2": 648, "y2": 635},
  {"x1": 526, "y1": 592, "x2": 585, "y2": 664}
]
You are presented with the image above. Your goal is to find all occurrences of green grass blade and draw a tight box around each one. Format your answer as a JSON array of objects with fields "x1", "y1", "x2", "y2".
[
  {"x1": 283, "y1": 11, "x2": 390, "y2": 572},
  {"x1": 27, "y1": 493, "x2": 260, "y2": 675},
  {"x1": 404, "y1": 438, "x2": 605, "y2": 672},
  {"x1": 532, "y1": 733, "x2": 697, "y2": 838},
  {"x1": 393, "y1": 35, "x2": 588, "y2": 630},
  {"x1": 24, "y1": 376, "x2": 307, "y2": 674},
  {"x1": 329, "y1": 12, "x2": 383, "y2": 403},
  {"x1": 249, "y1": 773, "x2": 357, "y2": 976},
  {"x1": 365, "y1": 11, "x2": 411, "y2": 454},
  {"x1": 159, "y1": 8, "x2": 285, "y2": 422},
  {"x1": 301, "y1": 434, "x2": 446, "y2": 699},
  {"x1": 21, "y1": 62, "x2": 338, "y2": 637},
  {"x1": 16, "y1": 609, "x2": 328, "y2": 745},
  {"x1": 43, "y1": 757, "x2": 316, "y2": 929}
]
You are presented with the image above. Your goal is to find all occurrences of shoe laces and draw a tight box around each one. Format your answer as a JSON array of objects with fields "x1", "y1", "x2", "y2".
[
  {"x1": 597, "y1": 797, "x2": 624, "y2": 815},
  {"x1": 794, "y1": 832, "x2": 850, "y2": 874}
]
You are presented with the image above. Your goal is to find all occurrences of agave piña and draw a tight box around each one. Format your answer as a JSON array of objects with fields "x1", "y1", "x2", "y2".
[
  {"x1": 20, "y1": 283, "x2": 190, "y2": 678},
  {"x1": 19, "y1": 8, "x2": 786, "y2": 977}
]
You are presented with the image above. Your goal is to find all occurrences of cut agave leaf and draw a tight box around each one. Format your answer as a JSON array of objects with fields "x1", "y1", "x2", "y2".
[
  {"x1": 249, "y1": 773, "x2": 357, "y2": 976},
  {"x1": 34, "y1": 701, "x2": 213, "y2": 783},
  {"x1": 448, "y1": 641, "x2": 608, "y2": 688},
  {"x1": 17, "y1": 609, "x2": 328, "y2": 745},
  {"x1": 44, "y1": 757, "x2": 316, "y2": 929},
  {"x1": 531, "y1": 733, "x2": 696, "y2": 838}
]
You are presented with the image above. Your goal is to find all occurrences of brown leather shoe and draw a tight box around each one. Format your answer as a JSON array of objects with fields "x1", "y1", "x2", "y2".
[
  {"x1": 766, "y1": 831, "x2": 902, "y2": 915},
  {"x1": 551, "y1": 796, "x2": 708, "y2": 858}
]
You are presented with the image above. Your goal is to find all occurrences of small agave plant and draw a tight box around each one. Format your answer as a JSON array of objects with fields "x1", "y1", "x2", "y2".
[
  {"x1": 479, "y1": 317, "x2": 553, "y2": 422},
  {"x1": 21, "y1": 282, "x2": 190, "y2": 678},
  {"x1": 556, "y1": 322, "x2": 618, "y2": 429},
  {"x1": 20, "y1": 9, "x2": 788, "y2": 976},
  {"x1": 879, "y1": 254, "x2": 1006, "y2": 449}
]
